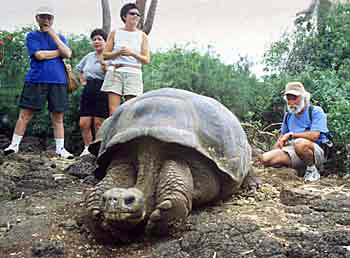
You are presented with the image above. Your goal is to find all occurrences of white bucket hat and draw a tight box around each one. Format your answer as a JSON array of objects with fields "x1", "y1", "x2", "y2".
[
  {"x1": 35, "y1": 6, "x2": 55, "y2": 16},
  {"x1": 284, "y1": 82, "x2": 309, "y2": 96}
]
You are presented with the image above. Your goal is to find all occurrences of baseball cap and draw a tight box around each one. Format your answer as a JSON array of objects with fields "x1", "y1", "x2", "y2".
[
  {"x1": 35, "y1": 6, "x2": 55, "y2": 16},
  {"x1": 284, "y1": 82, "x2": 307, "y2": 96}
]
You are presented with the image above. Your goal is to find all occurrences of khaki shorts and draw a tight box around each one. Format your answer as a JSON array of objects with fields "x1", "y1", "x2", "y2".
[
  {"x1": 282, "y1": 138, "x2": 325, "y2": 171},
  {"x1": 101, "y1": 69, "x2": 143, "y2": 96}
]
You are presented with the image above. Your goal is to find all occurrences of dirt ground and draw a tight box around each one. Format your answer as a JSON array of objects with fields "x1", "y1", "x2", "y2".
[{"x1": 1, "y1": 140, "x2": 350, "y2": 258}]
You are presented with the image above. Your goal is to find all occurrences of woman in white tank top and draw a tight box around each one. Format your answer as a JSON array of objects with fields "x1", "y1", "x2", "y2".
[{"x1": 101, "y1": 3, "x2": 150, "y2": 115}]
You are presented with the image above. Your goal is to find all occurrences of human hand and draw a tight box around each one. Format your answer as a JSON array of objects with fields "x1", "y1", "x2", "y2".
[
  {"x1": 65, "y1": 64, "x2": 72, "y2": 71},
  {"x1": 277, "y1": 133, "x2": 292, "y2": 148},
  {"x1": 46, "y1": 27, "x2": 57, "y2": 36},
  {"x1": 119, "y1": 47, "x2": 134, "y2": 56},
  {"x1": 40, "y1": 24, "x2": 50, "y2": 32}
]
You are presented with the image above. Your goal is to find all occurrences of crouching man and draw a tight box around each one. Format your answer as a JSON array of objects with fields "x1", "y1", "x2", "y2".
[{"x1": 261, "y1": 82, "x2": 330, "y2": 182}]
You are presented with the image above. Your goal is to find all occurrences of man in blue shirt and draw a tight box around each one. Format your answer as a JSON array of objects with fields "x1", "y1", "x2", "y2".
[
  {"x1": 3, "y1": 5, "x2": 73, "y2": 159},
  {"x1": 261, "y1": 82, "x2": 330, "y2": 182}
]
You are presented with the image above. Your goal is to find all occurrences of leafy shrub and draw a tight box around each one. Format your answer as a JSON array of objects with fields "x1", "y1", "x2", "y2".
[
  {"x1": 0, "y1": 28, "x2": 90, "y2": 137},
  {"x1": 262, "y1": 2, "x2": 350, "y2": 174},
  {"x1": 143, "y1": 45, "x2": 262, "y2": 119}
]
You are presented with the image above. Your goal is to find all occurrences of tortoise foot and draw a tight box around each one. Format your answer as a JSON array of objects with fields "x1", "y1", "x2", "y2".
[{"x1": 146, "y1": 200, "x2": 173, "y2": 235}]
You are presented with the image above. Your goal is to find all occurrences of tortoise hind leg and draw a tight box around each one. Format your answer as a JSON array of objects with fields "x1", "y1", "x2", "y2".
[
  {"x1": 146, "y1": 159, "x2": 193, "y2": 235},
  {"x1": 241, "y1": 167, "x2": 261, "y2": 193}
]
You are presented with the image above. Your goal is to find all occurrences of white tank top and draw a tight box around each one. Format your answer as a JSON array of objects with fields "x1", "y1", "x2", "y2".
[{"x1": 110, "y1": 29, "x2": 143, "y2": 74}]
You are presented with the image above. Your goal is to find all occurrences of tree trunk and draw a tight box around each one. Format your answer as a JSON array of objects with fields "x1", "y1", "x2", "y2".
[
  {"x1": 101, "y1": 0, "x2": 157, "y2": 35},
  {"x1": 136, "y1": 0, "x2": 147, "y2": 31},
  {"x1": 136, "y1": 0, "x2": 158, "y2": 35},
  {"x1": 143, "y1": 0, "x2": 158, "y2": 35},
  {"x1": 101, "y1": 0, "x2": 111, "y2": 35}
]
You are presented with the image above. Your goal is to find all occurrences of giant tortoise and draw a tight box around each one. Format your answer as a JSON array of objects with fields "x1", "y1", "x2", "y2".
[{"x1": 85, "y1": 88, "x2": 256, "y2": 239}]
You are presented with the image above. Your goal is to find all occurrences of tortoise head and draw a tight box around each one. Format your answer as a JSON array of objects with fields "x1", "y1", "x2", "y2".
[{"x1": 100, "y1": 187, "x2": 146, "y2": 229}]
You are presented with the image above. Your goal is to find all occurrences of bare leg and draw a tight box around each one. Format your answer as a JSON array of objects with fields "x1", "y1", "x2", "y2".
[
  {"x1": 14, "y1": 108, "x2": 34, "y2": 136},
  {"x1": 294, "y1": 139, "x2": 315, "y2": 166},
  {"x1": 4, "y1": 108, "x2": 34, "y2": 154},
  {"x1": 50, "y1": 112, "x2": 64, "y2": 139},
  {"x1": 108, "y1": 93, "x2": 122, "y2": 116},
  {"x1": 94, "y1": 117, "x2": 104, "y2": 135},
  {"x1": 80, "y1": 116, "x2": 93, "y2": 146},
  {"x1": 261, "y1": 149, "x2": 291, "y2": 168}
]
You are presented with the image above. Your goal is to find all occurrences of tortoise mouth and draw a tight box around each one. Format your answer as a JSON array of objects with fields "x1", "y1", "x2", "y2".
[{"x1": 103, "y1": 210, "x2": 146, "y2": 227}]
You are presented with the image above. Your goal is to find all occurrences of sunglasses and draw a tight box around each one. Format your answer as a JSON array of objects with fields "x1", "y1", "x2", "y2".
[
  {"x1": 284, "y1": 94, "x2": 299, "y2": 101},
  {"x1": 128, "y1": 12, "x2": 140, "y2": 17},
  {"x1": 38, "y1": 14, "x2": 53, "y2": 20}
]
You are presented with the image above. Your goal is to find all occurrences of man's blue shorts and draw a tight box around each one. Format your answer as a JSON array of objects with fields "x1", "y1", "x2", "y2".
[{"x1": 18, "y1": 82, "x2": 68, "y2": 112}]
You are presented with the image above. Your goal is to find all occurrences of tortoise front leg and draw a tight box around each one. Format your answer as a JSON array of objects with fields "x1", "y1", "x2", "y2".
[{"x1": 146, "y1": 159, "x2": 193, "y2": 235}]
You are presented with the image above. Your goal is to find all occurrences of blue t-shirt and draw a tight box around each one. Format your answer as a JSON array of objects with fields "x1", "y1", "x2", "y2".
[
  {"x1": 25, "y1": 31, "x2": 68, "y2": 84},
  {"x1": 76, "y1": 52, "x2": 106, "y2": 80},
  {"x1": 281, "y1": 105, "x2": 329, "y2": 145}
]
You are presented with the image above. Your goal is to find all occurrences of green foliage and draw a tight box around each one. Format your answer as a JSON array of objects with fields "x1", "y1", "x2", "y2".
[
  {"x1": 66, "y1": 34, "x2": 93, "y2": 67},
  {"x1": 0, "y1": 28, "x2": 91, "y2": 136},
  {"x1": 1, "y1": 28, "x2": 262, "y2": 140},
  {"x1": 0, "y1": 27, "x2": 33, "y2": 86},
  {"x1": 262, "y1": 2, "x2": 350, "y2": 175},
  {"x1": 143, "y1": 45, "x2": 262, "y2": 119}
]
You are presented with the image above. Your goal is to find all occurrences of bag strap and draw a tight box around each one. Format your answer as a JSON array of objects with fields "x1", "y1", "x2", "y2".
[
  {"x1": 282, "y1": 112, "x2": 290, "y2": 132},
  {"x1": 305, "y1": 104, "x2": 314, "y2": 130},
  {"x1": 283, "y1": 104, "x2": 314, "y2": 131}
]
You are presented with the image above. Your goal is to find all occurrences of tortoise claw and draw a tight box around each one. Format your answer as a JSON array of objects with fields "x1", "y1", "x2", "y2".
[
  {"x1": 158, "y1": 200, "x2": 172, "y2": 210},
  {"x1": 92, "y1": 209, "x2": 101, "y2": 219},
  {"x1": 149, "y1": 209, "x2": 161, "y2": 221},
  {"x1": 146, "y1": 200, "x2": 175, "y2": 235}
]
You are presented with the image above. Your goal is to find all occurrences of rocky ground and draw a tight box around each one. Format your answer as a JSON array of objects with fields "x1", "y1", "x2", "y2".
[{"x1": 1, "y1": 135, "x2": 350, "y2": 258}]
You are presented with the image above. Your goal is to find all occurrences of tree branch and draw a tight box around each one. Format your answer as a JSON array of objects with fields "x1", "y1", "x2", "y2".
[
  {"x1": 136, "y1": 0, "x2": 147, "y2": 31},
  {"x1": 101, "y1": 0, "x2": 111, "y2": 35},
  {"x1": 143, "y1": 0, "x2": 158, "y2": 35}
]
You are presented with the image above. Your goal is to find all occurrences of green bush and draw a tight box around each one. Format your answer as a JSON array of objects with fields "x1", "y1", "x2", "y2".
[
  {"x1": 262, "y1": 2, "x2": 350, "y2": 174},
  {"x1": 143, "y1": 45, "x2": 262, "y2": 119},
  {"x1": 0, "y1": 28, "x2": 90, "y2": 137}
]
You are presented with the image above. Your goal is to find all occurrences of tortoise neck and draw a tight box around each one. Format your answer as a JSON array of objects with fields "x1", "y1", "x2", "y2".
[{"x1": 135, "y1": 137, "x2": 163, "y2": 215}]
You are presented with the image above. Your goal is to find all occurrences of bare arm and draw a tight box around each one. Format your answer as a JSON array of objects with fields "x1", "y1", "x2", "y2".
[
  {"x1": 290, "y1": 131, "x2": 320, "y2": 142},
  {"x1": 34, "y1": 50, "x2": 60, "y2": 60},
  {"x1": 132, "y1": 32, "x2": 150, "y2": 65},
  {"x1": 276, "y1": 131, "x2": 320, "y2": 149},
  {"x1": 103, "y1": 31, "x2": 118, "y2": 60},
  {"x1": 103, "y1": 31, "x2": 150, "y2": 64},
  {"x1": 47, "y1": 28, "x2": 71, "y2": 58},
  {"x1": 118, "y1": 32, "x2": 150, "y2": 64}
]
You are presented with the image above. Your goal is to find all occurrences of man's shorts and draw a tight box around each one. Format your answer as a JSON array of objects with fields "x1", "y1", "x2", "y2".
[
  {"x1": 282, "y1": 138, "x2": 325, "y2": 171},
  {"x1": 19, "y1": 82, "x2": 68, "y2": 112},
  {"x1": 80, "y1": 79, "x2": 109, "y2": 118},
  {"x1": 101, "y1": 68, "x2": 143, "y2": 97}
]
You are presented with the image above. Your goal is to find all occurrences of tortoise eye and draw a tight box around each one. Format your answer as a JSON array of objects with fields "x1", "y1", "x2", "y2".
[{"x1": 124, "y1": 196, "x2": 135, "y2": 205}]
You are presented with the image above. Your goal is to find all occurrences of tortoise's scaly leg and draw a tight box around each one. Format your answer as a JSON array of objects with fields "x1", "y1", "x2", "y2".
[
  {"x1": 146, "y1": 159, "x2": 193, "y2": 235},
  {"x1": 85, "y1": 163, "x2": 136, "y2": 219}
]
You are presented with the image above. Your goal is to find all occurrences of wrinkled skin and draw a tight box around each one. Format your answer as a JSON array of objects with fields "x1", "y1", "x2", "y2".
[{"x1": 85, "y1": 88, "x2": 256, "y2": 240}]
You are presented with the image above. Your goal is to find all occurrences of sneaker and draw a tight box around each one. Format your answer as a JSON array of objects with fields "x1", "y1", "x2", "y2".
[
  {"x1": 56, "y1": 148, "x2": 74, "y2": 159},
  {"x1": 4, "y1": 144, "x2": 19, "y2": 155},
  {"x1": 304, "y1": 165, "x2": 320, "y2": 182},
  {"x1": 79, "y1": 147, "x2": 91, "y2": 157}
]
